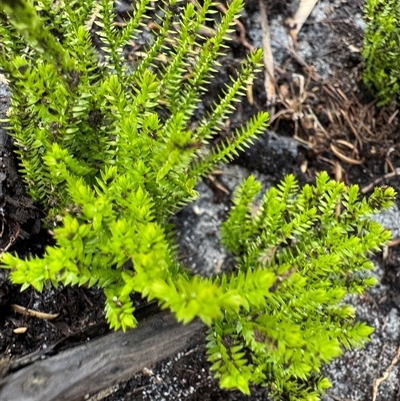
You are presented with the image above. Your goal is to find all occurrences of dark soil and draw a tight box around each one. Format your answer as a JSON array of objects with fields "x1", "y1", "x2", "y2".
[{"x1": 1, "y1": 0, "x2": 400, "y2": 400}]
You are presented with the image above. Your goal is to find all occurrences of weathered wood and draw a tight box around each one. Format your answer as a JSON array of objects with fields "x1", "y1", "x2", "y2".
[{"x1": 0, "y1": 311, "x2": 204, "y2": 401}]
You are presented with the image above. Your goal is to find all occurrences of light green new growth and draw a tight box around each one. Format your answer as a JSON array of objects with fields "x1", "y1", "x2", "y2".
[
  {"x1": 0, "y1": 0, "x2": 396, "y2": 399},
  {"x1": 212, "y1": 173, "x2": 394, "y2": 397},
  {"x1": 363, "y1": 0, "x2": 400, "y2": 105}
]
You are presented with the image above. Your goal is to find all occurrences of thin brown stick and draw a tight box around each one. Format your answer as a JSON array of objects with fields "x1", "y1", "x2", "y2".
[
  {"x1": 215, "y1": 3, "x2": 255, "y2": 51},
  {"x1": 10, "y1": 304, "x2": 59, "y2": 320},
  {"x1": 340, "y1": 109, "x2": 363, "y2": 148},
  {"x1": 388, "y1": 109, "x2": 399, "y2": 125}
]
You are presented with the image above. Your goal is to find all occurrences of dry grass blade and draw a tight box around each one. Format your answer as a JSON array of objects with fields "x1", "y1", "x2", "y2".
[
  {"x1": 330, "y1": 143, "x2": 363, "y2": 165},
  {"x1": 258, "y1": 0, "x2": 276, "y2": 107},
  {"x1": 286, "y1": 0, "x2": 319, "y2": 47}
]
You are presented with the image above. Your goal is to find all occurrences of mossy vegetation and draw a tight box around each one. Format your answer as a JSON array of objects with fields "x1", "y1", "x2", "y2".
[
  {"x1": 363, "y1": 0, "x2": 400, "y2": 105},
  {"x1": 0, "y1": 0, "x2": 396, "y2": 398}
]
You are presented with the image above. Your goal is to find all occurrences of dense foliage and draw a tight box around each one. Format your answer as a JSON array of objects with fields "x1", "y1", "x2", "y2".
[
  {"x1": 211, "y1": 173, "x2": 394, "y2": 397},
  {"x1": 0, "y1": 0, "x2": 395, "y2": 399},
  {"x1": 363, "y1": 0, "x2": 400, "y2": 105}
]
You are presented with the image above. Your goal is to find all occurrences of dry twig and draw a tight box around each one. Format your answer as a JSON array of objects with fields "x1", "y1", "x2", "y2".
[
  {"x1": 372, "y1": 345, "x2": 400, "y2": 401},
  {"x1": 258, "y1": 0, "x2": 276, "y2": 108},
  {"x1": 361, "y1": 168, "x2": 400, "y2": 194},
  {"x1": 0, "y1": 227, "x2": 20, "y2": 258},
  {"x1": 11, "y1": 304, "x2": 59, "y2": 320}
]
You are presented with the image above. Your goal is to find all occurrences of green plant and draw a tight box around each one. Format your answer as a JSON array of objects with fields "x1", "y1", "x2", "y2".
[
  {"x1": 0, "y1": 0, "x2": 268, "y2": 328},
  {"x1": 0, "y1": 0, "x2": 396, "y2": 399},
  {"x1": 210, "y1": 173, "x2": 394, "y2": 398},
  {"x1": 363, "y1": 0, "x2": 400, "y2": 105}
]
